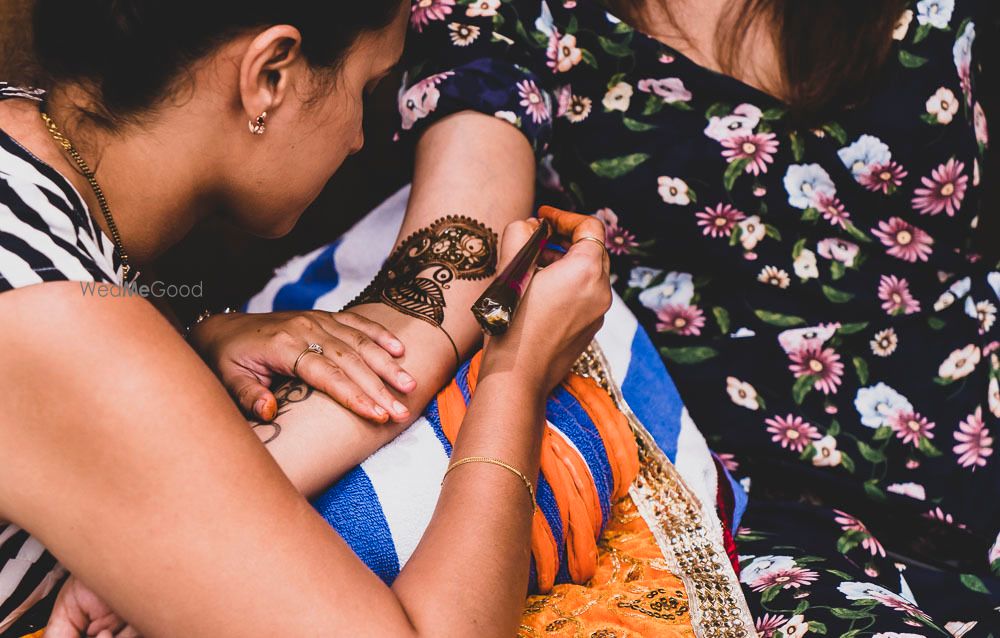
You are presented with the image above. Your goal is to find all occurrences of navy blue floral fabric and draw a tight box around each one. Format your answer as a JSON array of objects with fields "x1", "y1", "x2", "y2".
[{"x1": 399, "y1": 0, "x2": 999, "y2": 633}]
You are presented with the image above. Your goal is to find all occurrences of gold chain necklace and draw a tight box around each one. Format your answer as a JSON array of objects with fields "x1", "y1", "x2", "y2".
[{"x1": 40, "y1": 111, "x2": 134, "y2": 281}]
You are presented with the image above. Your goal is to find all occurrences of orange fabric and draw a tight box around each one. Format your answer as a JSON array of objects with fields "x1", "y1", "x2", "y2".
[
  {"x1": 18, "y1": 631, "x2": 44, "y2": 638},
  {"x1": 435, "y1": 351, "x2": 642, "y2": 593},
  {"x1": 519, "y1": 497, "x2": 695, "y2": 638}
]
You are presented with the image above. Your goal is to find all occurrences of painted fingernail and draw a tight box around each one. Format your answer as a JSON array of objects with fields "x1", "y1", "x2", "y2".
[
  {"x1": 254, "y1": 398, "x2": 267, "y2": 417},
  {"x1": 374, "y1": 405, "x2": 388, "y2": 418},
  {"x1": 392, "y1": 401, "x2": 408, "y2": 416},
  {"x1": 398, "y1": 372, "x2": 415, "y2": 388}
]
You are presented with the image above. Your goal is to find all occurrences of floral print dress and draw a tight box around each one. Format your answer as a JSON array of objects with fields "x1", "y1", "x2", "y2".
[{"x1": 399, "y1": 0, "x2": 999, "y2": 633}]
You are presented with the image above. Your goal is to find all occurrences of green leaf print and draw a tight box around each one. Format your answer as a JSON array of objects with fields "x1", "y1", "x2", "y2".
[
  {"x1": 928, "y1": 316, "x2": 947, "y2": 330},
  {"x1": 808, "y1": 621, "x2": 828, "y2": 635},
  {"x1": 622, "y1": 116, "x2": 658, "y2": 132},
  {"x1": 830, "y1": 260, "x2": 846, "y2": 280},
  {"x1": 705, "y1": 102, "x2": 733, "y2": 119},
  {"x1": 921, "y1": 112, "x2": 942, "y2": 126},
  {"x1": 801, "y1": 207, "x2": 820, "y2": 222},
  {"x1": 790, "y1": 131, "x2": 806, "y2": 162},
  {"x1": 830, "y1": 608, "x2": 875, "y2": 620},
  {"x1": 898, "y1": 50, "x2": 929, "y2": 68},
  {"x1": 760, "y1": 585, "x2": 781, "y2": 604},
  {"x1": 840, "y1": 452, "x2": 856, "y2": 473},
  {"x1": 765, "y1": 225, "x2": 782, "y2": 241},
  {"x1": 852, "y1": 356, "x2": 870, "y2": 385},
  {"x1": 856, "y1": 440, "x2": 885, "y2": 463},
  {"x1": 660, "y1": 346, "x2": 719, "y2": 364},
  {"x1": 863, "y1": 479, "x2": 888, "y2": 502},
  {"x1": 918, "y1": 437, "x2": 943, "y2": 457},
  {"x1": 837, "y1": 322, "x2": 869, "y2": 335},
  {"x1": 723, "y1": 158, "x2": 751, "y2": 190},
  {"x1": 792, "y1": 238, "x2": 807, "y2": 260},
  {"x1": 589, "y1": 153, "x2": 651, "y2": 178},
  {"x1": 712, "y1": 307, "x2": 731, "y2": 334},
  {"x1": 836, "y1": 529, "x2": 867, "y2": 554},
  {"x1": 821, "y1": 122, "x2": 848, "y2": 145},
  {"x1": 960, "y1": 574, "x2": 990, "y2": 594},
  {"x1": 914, "y1": 23, "x2": 932, "y2": 44},
  {"x1": 566, "y1": 14, "x2": 579, "y2": 35},
  {"x1": 642, "y1": 94, "x2": 665, "y2": 116},
  {"x1": 843, "y1": 221, "x2": 873, "y2": 243},
  {"x1": 828, "y1": 420, "x2": 841, "y2": 436},
  {"x1": 799, "y1": 443, "x2": 817, "y2": 461},
  {"x1": 873, "y1": 426, "x2": 893, "y2": 441},
  {"x1": 755, "y1": 309, "x2": 807, "y2": 327},
  {"x1": 761, "y1": 107, "x2": 787, "y2": 121},
  {"x1": 580, "y1": 48, "x2": 599, "y2": 69},
  {"x1": 793, "y1": 374, "x2": 818, "y2": 404},
  {"x1": 598, "y1": 35, "x2": 634, "y2": 57},
  {"x1": 822, "y1": 285, "x2": 855, "y2": 303}
]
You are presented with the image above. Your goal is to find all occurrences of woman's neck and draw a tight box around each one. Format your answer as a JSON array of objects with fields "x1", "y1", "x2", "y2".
[
  {"x1": 632, "y1": 0, "x2": 785, "y2": 100},
  {"x1": 41, "y1": 88, "x2": 218, "y2": 270}
]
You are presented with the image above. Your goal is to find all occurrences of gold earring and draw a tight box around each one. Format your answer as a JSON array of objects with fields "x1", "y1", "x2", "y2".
[{"x1": 249, "y1": 111, "x2": 268, "y2": 135}]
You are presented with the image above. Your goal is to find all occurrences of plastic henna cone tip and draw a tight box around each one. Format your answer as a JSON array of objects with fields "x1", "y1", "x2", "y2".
[{"x1": 471, "y1": 219, "x2": 552, "y2": 336}]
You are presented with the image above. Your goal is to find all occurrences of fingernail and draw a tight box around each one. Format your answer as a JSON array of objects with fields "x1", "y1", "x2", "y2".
[
  {"x1": 389, "y1": 339, "x2": 404, "y2": 352},
  {"x1": 392, "y1": 401, "x2": 408, "y2": 416},
  {"x1": 254, "y1": 398, "x2": 267, "y2": 417},
  {"x1": 374, "y1": 405, "x2": 388, "y2": 418},
  {"x1": 398, "y1": 372, "x2": 415, "y2": 388}
]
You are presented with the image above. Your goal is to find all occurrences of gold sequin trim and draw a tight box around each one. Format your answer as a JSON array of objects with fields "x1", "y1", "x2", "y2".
[{"x1": 572, "y1": 344, "x2": 756, "y2": 638}]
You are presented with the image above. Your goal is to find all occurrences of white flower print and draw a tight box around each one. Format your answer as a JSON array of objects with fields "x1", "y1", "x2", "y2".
[
  {"x1": 817, "y1": 238, "x2": 860, "y2": 267},
  {"x1": 727, "y1": 377, "x2": 760, "y2": 410},
  {"x1": 398, "y1": 72, "x2": 454, "y2": 130},
  {"x1": 812, "y1": 435, "x2": 843, "y2": 467},
  {"x1": 926, "y1": 87, "x2": 959, "y2": 125},
  {"x1": 547, "y1": 32, "x2": 583, "y2": 73},
  {"x1": 837, "y1": 135, "x2": 892, "y2": 180},
  {"x1": 954, "y1": 21, "x2": 975, "y2": 103},
  {"x1": 657, "y1": 176, "x2": 692, "y2": 205},
  {"x1": 638, "y1": 272, "x2": 695, "y2": 312},
  {"x1": 855, "y1": 383, "x2": 914, "y2": 428},
  {"x1": 780, "y1": 615, "x2": 810, "y2": 638},
  {"x1": 637, "y1": 77, "x2": 692, "y2": 104},
  {"x1": 887, "y1": 482, "x2": 926, "y2": 500},
  {"x1": 784, "y1": 164, "x2": 836, "y2": 210},
  {"x1": 916, "y1": 0, "x2": 954, "y2": 29},
  {"x1": 794, "y1": 248, "x2": 820, "y2": 280},
  {"x1": 938, "y1": 344, "x2": 982, "y2": 381},
  {"x1": 965, "y1": 297, "x2": 997, "y2": 334},
  {"x1": 871, "y1": 328, "x2": 899, "y2": 357},
  {"x1": 603, "y1": 82, "x2": 633, "y2": 112},
  {"x1": 758, "y1": 266, "x2": 791, "y2": 289},
  {"x1": 872, "y1": 634, "x2": 926, "y2": 638},
  {"x1": 739, "y1": 555, "x2": 797, "y2": 584},
  {"x1": 466, "y1": 0, "x2": 500, "y2": 18},
  {"x1": 893, "y1": 9, "x2": 914, "y2": 40},
  {"x1": 704, "y1": 103, "x2": 763, "y2": 142},
  {"x1": 989, "y1": 272, "x2": 1000, "y2": 300},
  {"x1": 493, "y1": 110, "x2": 518, "y2": 125},
  {"x1": 447, "y1": 22, "x2": 481, "y2": 46},
  {"x1": 778, "y1": 324, "x2": 839, "y2": 355},
  {"x1": 738, "y1": 215, "x2": 767, "y2": 251},
  {"x1": 628, "y1": 266, "x2": 663, "y2": 290},
  {"x1": 989, "y1": 531, "x2": 1000, "y2": 566},
  {"x1": 944, "y1": 622, "x2": 978, "y2": 638},
  {"x1": 974, "y1": 102, "x2": 989, "y2": 147},
  {"x1": 990, "y1": 375, "x2": 1000, "y2": 419}
]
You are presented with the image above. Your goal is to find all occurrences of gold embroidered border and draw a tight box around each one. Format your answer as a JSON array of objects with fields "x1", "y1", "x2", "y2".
[{"x1": 573, "y1": 344, "x2": 756, "y2": 638}]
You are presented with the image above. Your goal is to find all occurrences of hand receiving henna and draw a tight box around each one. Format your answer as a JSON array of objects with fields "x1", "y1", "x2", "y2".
[
  {"x1": 46, "y1": 576, "x2": 141, "y2": 638},
  {"x1": 188, "y1": 310, "x2": 416, "y2": 424}
]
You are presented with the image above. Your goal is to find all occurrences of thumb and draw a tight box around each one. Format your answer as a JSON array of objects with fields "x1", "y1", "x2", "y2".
[
  {"x1": 223, "y1": 368, "x2": 278, "y2": 421},
  {"x1": 497, "y1": 218, "x2": 541, "y2": 273}
]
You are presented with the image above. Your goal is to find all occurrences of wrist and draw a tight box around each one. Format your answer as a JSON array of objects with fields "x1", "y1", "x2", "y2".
[{"x1": 478, "y1": 350, "x2": 548, "y2": 405}]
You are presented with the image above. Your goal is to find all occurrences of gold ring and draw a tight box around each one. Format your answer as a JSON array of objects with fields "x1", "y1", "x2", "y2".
[
  {"x1": 292, "y1": 343, "x2": 324, "y2": 377},
  {"x1": 575, "y1": 236, "x2": 608, "y2": 253}
]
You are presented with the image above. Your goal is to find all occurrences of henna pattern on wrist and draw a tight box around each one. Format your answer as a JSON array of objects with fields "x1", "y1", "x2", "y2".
[
  {"x1": 345, "y1": 215, "x2": 498, "y2": 361},
  {"x1": 251, "y1": 380, "x2": 314, "y2": 444}
]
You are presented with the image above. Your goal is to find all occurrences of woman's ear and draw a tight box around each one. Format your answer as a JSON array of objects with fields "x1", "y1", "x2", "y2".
[{"x1": 238, "y1": 25, "x2": 305, "y2": 128}]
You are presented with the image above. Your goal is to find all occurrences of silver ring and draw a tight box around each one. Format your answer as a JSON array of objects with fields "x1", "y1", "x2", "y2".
[{"x1": 292, "y1": 343, "x2": 324, "y2": 377}]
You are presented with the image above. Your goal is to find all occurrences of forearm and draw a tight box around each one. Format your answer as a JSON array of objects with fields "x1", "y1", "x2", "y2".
[
  {"x1": 392, "y1": 362, "x2": 546, "y2": 637},
  {"x1": 258, "y1": 113, "x2": 537, "y2": 496}
]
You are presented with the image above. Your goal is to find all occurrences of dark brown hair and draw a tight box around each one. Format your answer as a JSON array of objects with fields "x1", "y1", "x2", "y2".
[
  {"x1": 608, "y1": 0, "x2": 910, "y2": 120},
  {"x1": 24, "y1": 0, "x2": 404, "y2": 126}
]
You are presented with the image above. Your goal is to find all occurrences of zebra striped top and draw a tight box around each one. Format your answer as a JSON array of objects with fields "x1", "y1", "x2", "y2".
[{"x1": 0, "y1": 82, "x2": 121, "y2": 635}]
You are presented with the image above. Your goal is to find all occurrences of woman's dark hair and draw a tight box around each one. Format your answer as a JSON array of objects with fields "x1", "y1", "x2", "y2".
[
  {"x1": 608, "y1": 0, "x2": 910, "y2": 120},
  {"x1": 29, "y1": 0, "x2": 404, "y2": 125}
]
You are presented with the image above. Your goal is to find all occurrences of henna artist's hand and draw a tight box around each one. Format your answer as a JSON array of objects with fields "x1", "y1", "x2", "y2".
[
  {"x1": 46, "y1": 576, "x2": 142, "y2": 638},
  {"x1": 482, "y1": 208, "x2": 612, "y2": 392},
  {"x1": 188, "y1": 310, "x2": 416, "y2": 424}
]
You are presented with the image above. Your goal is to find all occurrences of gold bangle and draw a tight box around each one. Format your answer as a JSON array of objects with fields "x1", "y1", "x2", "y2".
[{"x1": 442, "y1": 456, "x2": 537, "y2": 511}]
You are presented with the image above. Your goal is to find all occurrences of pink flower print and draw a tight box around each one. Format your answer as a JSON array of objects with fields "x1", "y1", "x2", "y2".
[
  {"x1": 696, "y1": 204, "x2": 746, "y2": 238},
  {"x1": 814, "y1": 193, "x2": 852, "y2": 229},
  {"x1": 878, "y1": 275, "x2": 922, "y2": 316},
  {"x1": 953, "y1": 406, "x2": 993, "y2": 469},
  {"x1": 974, "y1": 102, "x2": 989, "y2": 147},
  {"x1": 834, "y1": 509, "x2": 886, "y2": 557},
  {"x1": 924, "y1": 506, "x2": 966, "y2": 529},
  {"x1": 656, "y1": 304, "x2": 706, "y2": 336},
  {"x1": 755, "y1": 614, "x2": 789, "y2": 638},
  {"x1": 721, "y1": 133, "x2": 780, "y2": 176},
  {"x1": 859, "y1": 162, "x2": 908, "y2": 195},
  {"x1": 872, "y1": 217, "x2": 934, "y2": 263},
  {"x1": 595, "y1": 208, "x2": 638, "y2": 256},
  {"x1": 517, "y1": 80, "x2": 550, "y2": 124},
  {"x1": 410, "y1": 0, "x2": 455, "y2": 31},
  {"x1": 789, "y1": 346, "x2": 845, "y2": 395},
  {"x1": 765, "y1": 414, "x2": 822, "y2": 452},
  {"x1": 817, "y1": 238, "x2": 860, "y2": 267},
  {"x1": 749, "y1": 567, "x2": 819, "y2": 592},
  {"x1": 912, "y1": 158, "x2": 969, "y2": 217},
  {"x1": 891, "y1": 411, "x2": 936, "y2": 447}
]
